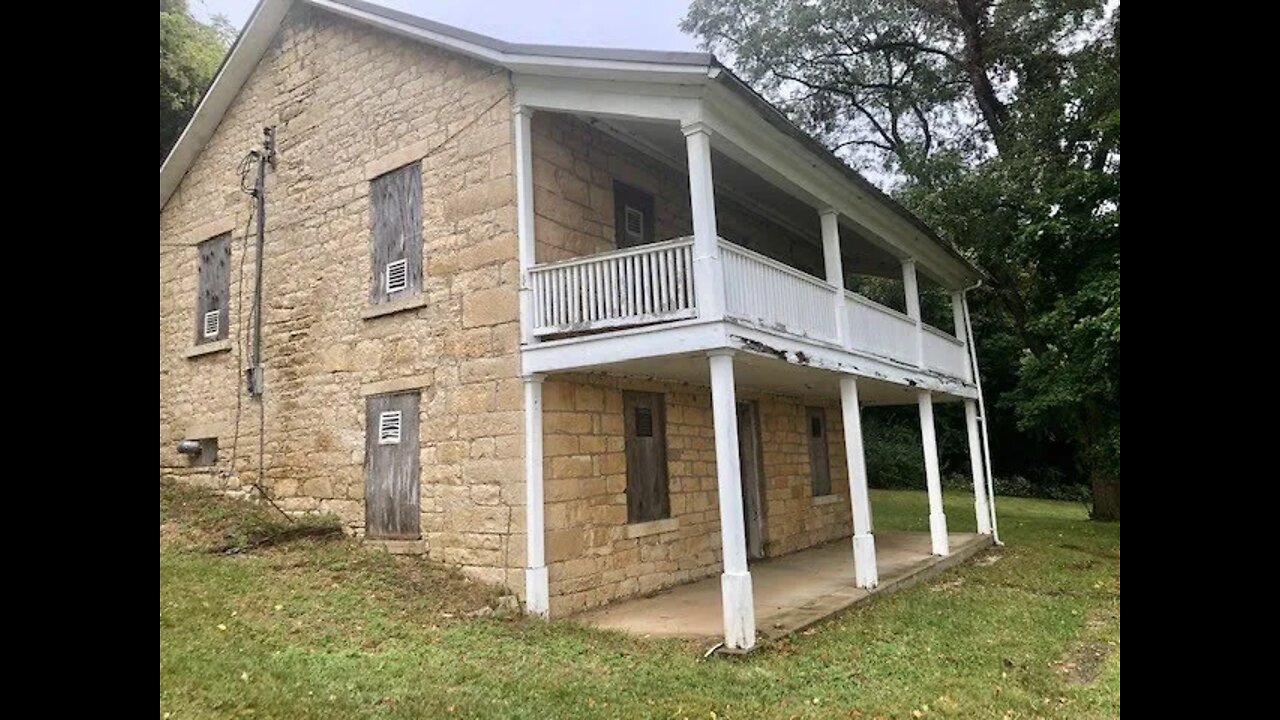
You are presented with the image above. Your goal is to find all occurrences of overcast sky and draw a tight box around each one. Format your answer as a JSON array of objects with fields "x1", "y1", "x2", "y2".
[{"x1": 192, "y1": 0, "x2": 703, "y2": 51}]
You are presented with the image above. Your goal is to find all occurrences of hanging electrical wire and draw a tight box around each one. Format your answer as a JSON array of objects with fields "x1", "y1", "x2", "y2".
[{"x1": 225, "y1": 146, "x2": 290, "y2": 521}]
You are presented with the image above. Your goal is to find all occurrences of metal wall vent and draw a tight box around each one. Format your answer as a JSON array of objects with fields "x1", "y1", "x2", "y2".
[
  {"x1": 378, "y1": 410, "x2": 403, "y2": 445},
  {"x1": 624, "y1": 206, "x2": 644, "y2": 239},
  {"x1": 202, "y1": 309, "x2": 220, "y2": 338},
  {"x1": 385, "y1": 258, "x2": 408, "y2": 294}
]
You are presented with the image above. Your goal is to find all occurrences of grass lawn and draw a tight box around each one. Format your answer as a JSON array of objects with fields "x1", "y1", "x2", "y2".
[{"x1": 160, "y1": 483, "x2": 1119, "y2": 719}]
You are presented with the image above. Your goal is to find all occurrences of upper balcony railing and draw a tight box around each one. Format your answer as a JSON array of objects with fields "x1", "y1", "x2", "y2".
[
  {"x1": 527, "y1": 237, "x2": 970, "y2": 380},
  {"x1": 721, "y1": 241, "x2": 839, "y2": 344},
  {"x1": 845, "y1": 292, "x2": 918, "y2": 363},
  {"x1": 529, "y1": 237, "x2": 696, "y2": 336}
]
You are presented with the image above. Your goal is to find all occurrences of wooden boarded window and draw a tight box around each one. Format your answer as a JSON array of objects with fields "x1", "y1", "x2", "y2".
[
  {"x1": 624, "y1": 391, "x2": 669, "y2": 523},
  {"x1": 195, "y1": 233, "x2": 230, "y2": 344},
  {"x1": 807, "y1": 406, "x2": 832, "y2": 497},
  {"x1": 365, "y1": 392, "x2": 421, "y2": 539},
  {"x1": 613, "y1": 181, "x2": 655, "y2": 248},
  {"x1": 370, "y1": 162, "x2": 423, "y2": 304}
]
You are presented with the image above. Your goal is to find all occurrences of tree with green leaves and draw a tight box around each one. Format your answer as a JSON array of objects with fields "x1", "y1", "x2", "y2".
[
  {"x1": 160, "y1": 0, "x2": 233, "y2": 164},
  {"x1": 684, "y1": 0, "x2": 1120, "y2": 519}
]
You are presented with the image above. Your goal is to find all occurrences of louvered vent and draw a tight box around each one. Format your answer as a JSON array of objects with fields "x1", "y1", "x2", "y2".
[
  {"x1": 385, "y1": 258, "x2": 408, "y2": 294},
  {"x1": 624, "y1": 206, "x2": 644, "y2": 239},
  {"x1": 202, "y1": 310, "x2": 220, "y2": 338},
  {"x1": 378, "y1": 410, "x2": 403, "y2": 445},
  {"x1": 635, "y1": 406, "x2": 654, "y2": 437}
]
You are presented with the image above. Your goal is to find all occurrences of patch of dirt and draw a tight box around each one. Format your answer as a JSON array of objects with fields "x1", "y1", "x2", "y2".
[
  {"x1": 931, "y1": 577, "x2": 965, "y2": 592},
  {"x1": 974, "y1": 551, "x2": 1003, "y2": 567},
  {"x1": 160, "y1": 521, "x2": 181, "y2": 544},
  {"x1": 1053, "y1": 640, "x2": 1111, "y2": 685},
  {"x1": 1052, "y1": 605, "x2": 1118, "y2": 685}
]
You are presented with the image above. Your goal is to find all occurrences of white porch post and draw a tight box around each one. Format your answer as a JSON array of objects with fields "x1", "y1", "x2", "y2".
[
  {"x1": 708, "y1": 349, "x2": 755, "y2": 650},
  {"x1": 839, "y1": 376, "x2": 878, "y2": 587},
  {"x1": 952, "y1": 291, "x2": 992, "y2": 535},
  {"x1": 514, "y1": 105, "x2": 537, "y2": 345},
  {"x1": 963, "y1": 400, "x2": 993, "y2": 535},
  {"x1": 523, "y1": 374, "x2": 549, "y2": 617},
  {"x1": 902, "y1": 259, "x2": 924, "y2": 366},
  {"x1": 917, "y1": 390, "x2": 950, "y2": 556},
  {"x1": 684, "y1": 122, "x2": 725, "y2": 320},
  {"x1": 820, "y1": 209, "x2": 848, "y2": 347}
]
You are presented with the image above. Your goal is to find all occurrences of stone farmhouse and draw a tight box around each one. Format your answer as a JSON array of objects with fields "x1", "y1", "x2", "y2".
[{"x1": 160, "y1": 0, "x2": 999, "y2": 651}]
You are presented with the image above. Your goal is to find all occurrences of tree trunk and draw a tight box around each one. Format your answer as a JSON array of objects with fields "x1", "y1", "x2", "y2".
[
  {"x1": 1090, "y1": 469, "x2": 1120, "y2": 521},
  {"x1": 954, "y1": 0, "x2": 1009, "y2": 152},
  {"x1": 1080, "y1": 399, "x2": 1119, "y2": 521}
]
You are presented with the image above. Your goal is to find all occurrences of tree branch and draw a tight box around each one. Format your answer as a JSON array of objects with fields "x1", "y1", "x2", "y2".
[{"x1": 771, "y1": 69, "x2": 900, "y2": 154}]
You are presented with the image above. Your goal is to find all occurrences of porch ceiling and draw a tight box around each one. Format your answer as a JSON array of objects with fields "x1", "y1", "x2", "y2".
[
  {"x1": 569, "y1": 350, "x2": 959, "y2": 406},
  {"x1": 577, "y1": 114, "x2": 907, "y2": 281}
]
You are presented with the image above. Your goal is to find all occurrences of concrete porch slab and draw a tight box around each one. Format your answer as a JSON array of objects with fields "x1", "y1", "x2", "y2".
[{"x1": 576, "y1": 531, "x2": 993, "y2": 642}]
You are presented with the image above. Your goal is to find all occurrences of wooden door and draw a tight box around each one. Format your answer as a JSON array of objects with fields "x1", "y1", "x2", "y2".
[
  {"x1": 624, "y1": 391, "x2": 670, "y2": 523},
  {"x1": 737, "y1": 400, "x2": 766, "y2": 560},
  {"x1": 365, "y1": 392, "x2": 421, "y2": 539},
  {"x1": 807, "y1": 406, "x2": 832, "y2": 497}
]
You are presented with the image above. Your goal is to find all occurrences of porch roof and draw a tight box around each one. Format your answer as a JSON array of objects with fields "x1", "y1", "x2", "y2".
[{"x1": 159, "y1": 0, "x2": 980, "y2": 284}]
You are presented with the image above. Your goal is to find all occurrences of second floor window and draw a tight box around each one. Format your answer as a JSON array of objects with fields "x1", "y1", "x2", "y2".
[
  {"x1": 370, "y1": 162, "x2": 423, "y2": 305},
  {"x1": 195, "y1": 233, "x2": 230, "y2": 345},
  {"x1": 613, "y1": 180, "x2": 654, "y2": 248}
]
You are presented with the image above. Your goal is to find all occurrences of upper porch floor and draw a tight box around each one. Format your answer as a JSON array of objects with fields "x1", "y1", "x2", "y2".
[{"x1": 511, "y1": 92, "x2": 982, "y2": 402}]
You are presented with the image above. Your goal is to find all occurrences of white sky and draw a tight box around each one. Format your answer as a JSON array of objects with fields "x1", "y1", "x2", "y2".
[{"x1": 191, "y1": 0, "x2": 702, "y2": 51}]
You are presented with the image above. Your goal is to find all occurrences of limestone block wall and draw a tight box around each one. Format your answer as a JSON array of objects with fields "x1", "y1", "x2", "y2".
[
  {"x1": 540, "y1": 374, "x2": 854, "y2": 616},
  {"x1": 158, "y1": 6, "x2": 523, "y2": 590},
  {"x1": 756, "y1": 398, "x2": 853, "y2": 557}
]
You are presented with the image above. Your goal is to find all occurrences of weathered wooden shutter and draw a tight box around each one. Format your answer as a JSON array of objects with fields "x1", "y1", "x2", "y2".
[
  {"x1": 624, "y1": 390, "x2": 670, "y2": 523},
  {"x1": 195, "y1": 233, "x2": 230, "y2": 344},
  {"x1": 370, "y1": 162, "x2": 423, "y2": 304},
  {"x1": 807, "y1": 406, "x2": 832, "y2": 496},
  {"x1": 613, "y1": 181, "x2": 655, "y2": 248},
  {"x1": 365, "y1": 392, "x2": 421, "y2": 539}
]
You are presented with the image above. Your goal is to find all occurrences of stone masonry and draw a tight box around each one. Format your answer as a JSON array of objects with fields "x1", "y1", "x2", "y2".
[
  {"x1": 159, "y1": 6, "x2": 523, "y2": 590},
  {"x1": 160, "y1": 4, "x2": 863, "y2": 616},
  {"x1": 540, "y1": 374, "x2": 852, "y2": 616}
]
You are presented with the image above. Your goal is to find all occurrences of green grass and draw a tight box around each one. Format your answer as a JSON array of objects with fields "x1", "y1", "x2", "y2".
[{"x1": 160, "y1": 483, "x2": 1119, "y2": 719}]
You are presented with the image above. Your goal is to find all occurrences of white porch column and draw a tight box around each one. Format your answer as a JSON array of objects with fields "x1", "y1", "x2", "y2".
[
  {"x1": 963, "y1": 399, "x2": 994, "y2": 535},
  {"x1": 952, "y1": 291, "x2": 993, "y2": 535},
  {"x1": 820, "y1": 209, "x2": 848, "y2": 347},
  {"x1": 917, "y1": 390, "x2": 950, "y2": 556},
  {"x1": 960, "y1": 292, "x2": 1001, "y2": 543},
  {"x1": 708, "y1": 350, "x2": 755, "y2": 650},
  {"x1": 523, "y1": 374, "x2": 549, "y2": 617},
  {"x1": 902, "y1": 259, "x2": 924, "y2": 366},
  {"x1": 684, "y1": 122, "x2": 725, "y2": 320},
  {"x1": 839, "y1": 376, "x2": 878, "y2": 587},
  {"x1": 514, "y1": 105, "x2": 537, "y2": 345}
]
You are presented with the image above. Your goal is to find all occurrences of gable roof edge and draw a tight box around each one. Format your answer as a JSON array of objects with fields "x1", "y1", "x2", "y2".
[
  {"x1": 160, "y1": 0, "x2": 292, "y2": 210},
  {"x1": 158, "y1": 0, "x2": 979, "y2": 284}
]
